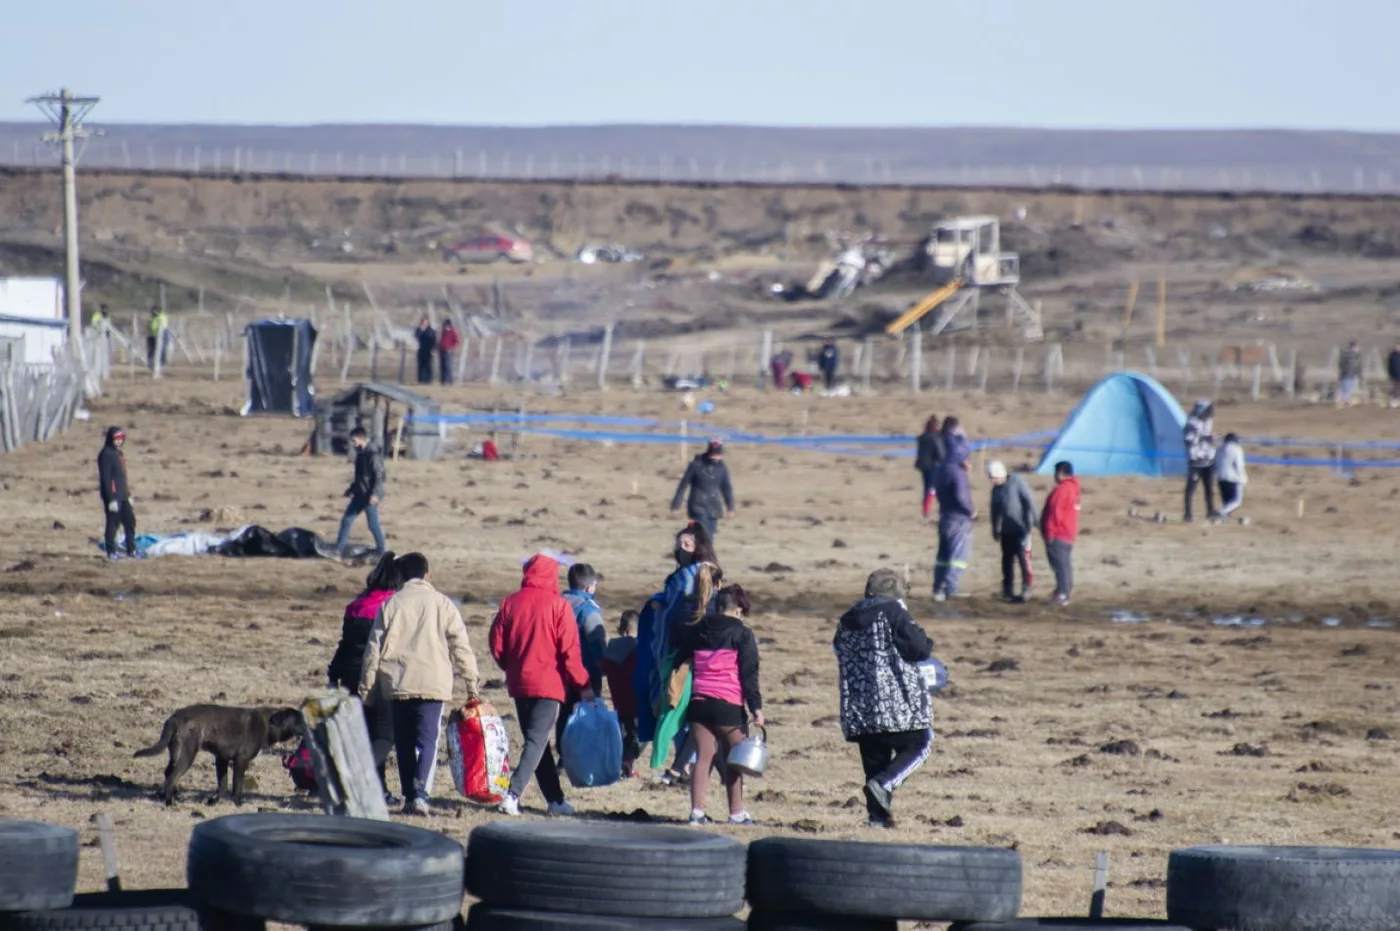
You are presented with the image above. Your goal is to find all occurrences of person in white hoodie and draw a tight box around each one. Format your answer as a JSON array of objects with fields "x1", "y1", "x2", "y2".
[{"x1": 1214, "y1": 433, "x2": 1247, "y2": 520}]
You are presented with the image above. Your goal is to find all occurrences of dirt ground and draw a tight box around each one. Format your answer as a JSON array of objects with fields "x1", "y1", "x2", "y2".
[{"x1": 1, "y1": 369, "x2": 1397, "y2": 924}]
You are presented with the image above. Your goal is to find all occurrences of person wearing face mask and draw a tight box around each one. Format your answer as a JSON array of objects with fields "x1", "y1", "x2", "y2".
[{"x1": 634, "y1": 523, "x2": 720, "y2": 777}]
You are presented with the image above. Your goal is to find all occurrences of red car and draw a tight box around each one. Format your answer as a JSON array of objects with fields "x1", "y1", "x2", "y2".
[{"x1": 443, "y1": 234, "x2": 533, "y2": 264}]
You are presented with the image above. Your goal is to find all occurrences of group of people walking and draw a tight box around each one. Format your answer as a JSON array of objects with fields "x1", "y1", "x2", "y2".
[
  {"x1": 414, "y1": 317, "x2": 463, "y2": 385},
  {"x1": 916, "y1": 415, "x2": 1080, "y2": 605}
]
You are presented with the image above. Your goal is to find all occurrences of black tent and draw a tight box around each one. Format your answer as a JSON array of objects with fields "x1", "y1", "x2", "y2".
[{"x1": 244, "y1": 318, "x2": 317, "y2": 417}]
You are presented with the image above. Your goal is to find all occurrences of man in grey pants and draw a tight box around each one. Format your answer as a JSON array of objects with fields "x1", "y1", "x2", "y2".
[{"x1": 489, "y1": 554, "x2": 595, "y2": 816}]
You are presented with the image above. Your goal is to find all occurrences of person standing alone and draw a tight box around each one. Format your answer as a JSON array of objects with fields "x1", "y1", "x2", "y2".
[
  {"x1": 986, "y1": 460, "x2": 1037, "y2": 602},
  {"x1": 490, "y1": 554, "x2": 594, "y2": 817},
  {"x1": 146, "y1": 307, "x2": 169, "y2": 371},
  {"x1": 818, "y1": 341, "x2": 840, "y2": 390},
  {"x1": 670, "y1": 439, "x2": 736, "y2": 540},
  {"x1": 337, "y1": 426, "x2": 388, "y2": 553},
  {"x1": 98, "y1": 426, "x2": 137, "y2": 560},
  {"x1": 360, "y1": 552, "x2": 480, "y2": 816},
  {"x1": 415, "y1": 317, "x2": 437, "y2": 385},
  {"x1": 915, "y1": 416, "x2": 946, "y2": 521},
  {"x1": 1388, "y1": 341, "x2": 1400, "y2": 408},
  {"x1": 1040, "y1": 461, "x2": 1080, "y2": 606},
  {"x1": 1183, "y1": 400, "x2": 1217, "y2": 522}
]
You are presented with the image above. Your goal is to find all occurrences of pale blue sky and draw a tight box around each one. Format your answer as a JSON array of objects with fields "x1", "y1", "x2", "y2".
[{"x1": 1, "y1": 0, "x2": 1393, "y2": 130}]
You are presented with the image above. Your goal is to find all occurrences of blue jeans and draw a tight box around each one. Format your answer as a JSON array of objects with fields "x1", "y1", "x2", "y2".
[{"x1": 337, "y1": 497, "x2": 386, "y2": 551}]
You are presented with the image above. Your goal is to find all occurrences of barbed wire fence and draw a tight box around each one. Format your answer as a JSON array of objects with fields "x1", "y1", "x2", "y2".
[{"x1": 2, "y1": 140, "x2": 1400, "y2": 195}]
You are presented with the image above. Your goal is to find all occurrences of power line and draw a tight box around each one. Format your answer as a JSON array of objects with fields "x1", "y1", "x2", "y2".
[{"x1": 27, "y1": 88, "x2": 100, "y2": 354}]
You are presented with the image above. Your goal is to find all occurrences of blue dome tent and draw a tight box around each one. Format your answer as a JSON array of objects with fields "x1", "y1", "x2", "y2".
[{"x1": 1035, "y1": 372, "x2": 1188, "y2": 477}]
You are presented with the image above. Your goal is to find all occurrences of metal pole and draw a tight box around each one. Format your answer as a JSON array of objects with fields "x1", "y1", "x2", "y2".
[{"x1": 60, "y1": 104, "x2": 82, "y2": 347}]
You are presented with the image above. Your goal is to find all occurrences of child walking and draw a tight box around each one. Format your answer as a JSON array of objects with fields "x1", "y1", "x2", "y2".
[
  {"x1": 602, "y1": 610, "x2": 641, "y2": 776},
  {"x1": 672, "y1": 581, "x2": 763, "y2": 825},
  {"x1": 1214, "y1": 433, "x2": 1248, "y2": 520}
]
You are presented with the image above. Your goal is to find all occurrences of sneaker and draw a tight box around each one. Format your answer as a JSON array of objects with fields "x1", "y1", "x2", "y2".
[
  {"x1": 497, "y1": 793, "x2": 521, "y2": 817},
  {"x1": 546, "y1": 800, "x2": 576, "y2": 817},
  {"x1": 384, "y1": 792, "x2": 402, "y2": 808},
  {"x1": 1000, "y1": 592, "x2": 1019, "y2": 604},
  {"x1": 403, "y1": 798, "x2": 430, "y2": 817},
  {"x1": 864, "y1": 779, "x2": 893, "y2": 822},
  {"x1": 1020, "y1": 585, "x2": 1034, "y2": 602},
  {"x1": 932, "y1": 591, "x2": 947, "y2": 603},
  {"x1": 1050, "y1": 593, "x2": 1070, "y2": 607},
  {"x1": 866, "y1": 817, "x2": 893, "y2": 830},
  {"x1": 106, "y1": 552, "x2": 123, "y2": 562},
  {"x1": 688, "y1": 809, "x2": 711, "y2": 825},
  {"x1": 727, "y1": 811, "x2": 755, "y2": 825}
]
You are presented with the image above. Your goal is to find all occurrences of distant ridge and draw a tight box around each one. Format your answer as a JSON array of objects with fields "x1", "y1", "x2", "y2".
[{"x1": 3, "y1": 123, "x2": 1399, "y2": 192}]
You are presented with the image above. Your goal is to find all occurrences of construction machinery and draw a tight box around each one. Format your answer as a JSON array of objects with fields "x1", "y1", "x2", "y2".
[{"x1": 885, "y1": 216, "x2": 1042, "y2": 340}]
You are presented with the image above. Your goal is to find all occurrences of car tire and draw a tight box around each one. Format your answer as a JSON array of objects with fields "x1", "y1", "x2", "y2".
[
  {"x1": 467, "y1": 907, "x2": 741, "y2": 930},
  {"x1": 1, "y1": 890, "x2": 264, "y2": 931},
  {"x1": 0, "y1": 820, "x2": 79, "y2": 912},
  {"x1": 186, "y1": 814, "x2": 464, "y2": 927},
  {"x1": 950, "y1": 921, "x2": 1195, "y2": 931},
  {"x1": 747, "y1": 912, "x2": 896, "y2": 930},
  {"x1": 746, "y1": 838, "x2": 1021, "y2": 922},
  {"x1": 1167, "y1": 845, "x2": 1400, "y2": 931},
  {"x1": 466, "y1": 822, "x2": 745, "y2": 919}
]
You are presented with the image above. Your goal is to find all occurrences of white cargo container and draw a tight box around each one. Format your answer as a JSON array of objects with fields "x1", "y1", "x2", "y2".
[{"x1": 0, "y1": 278, "x2": 66, "y2": 367}]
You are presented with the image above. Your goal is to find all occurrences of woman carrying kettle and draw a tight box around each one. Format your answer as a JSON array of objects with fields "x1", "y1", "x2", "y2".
[{"x1": 672, "y1": 578, "x2": 763, "y2": 825}]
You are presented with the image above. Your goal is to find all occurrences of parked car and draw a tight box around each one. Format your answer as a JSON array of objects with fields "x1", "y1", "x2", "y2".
[{"x1": 443, "y1": 235, "x2": 533, "y2": 264}]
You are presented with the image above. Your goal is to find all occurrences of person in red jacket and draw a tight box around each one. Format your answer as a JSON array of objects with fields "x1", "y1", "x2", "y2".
[
  {"x1": 1040, "y1": 460, "x2": 1081, "y2": 606},
  {"x1": 489, "y1": 553, "x2": 595, "y2": 816},
  {"x1": 438, "y1": 320, "x2": 462, "y2": 385}
]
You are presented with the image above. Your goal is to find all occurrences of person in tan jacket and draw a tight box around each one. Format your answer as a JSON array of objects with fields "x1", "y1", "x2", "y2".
[{"x1": 360, "y1": 552, "x2": 479, "y2": 816}]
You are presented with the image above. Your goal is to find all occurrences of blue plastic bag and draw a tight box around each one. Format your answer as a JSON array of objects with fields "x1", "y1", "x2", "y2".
[{"x1": 560, "y1": 698, "x2": 623, "y2": 788}]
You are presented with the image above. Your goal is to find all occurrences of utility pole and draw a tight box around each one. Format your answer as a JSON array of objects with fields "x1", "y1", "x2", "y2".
[{"x1": 28, "y1": 88, "x2": 100, "y2": 350}]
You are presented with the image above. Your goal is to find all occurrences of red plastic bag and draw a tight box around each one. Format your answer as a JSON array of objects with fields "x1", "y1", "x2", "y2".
[{"x1": 445, "y1": 702, "x2": 511, "y2": 803}]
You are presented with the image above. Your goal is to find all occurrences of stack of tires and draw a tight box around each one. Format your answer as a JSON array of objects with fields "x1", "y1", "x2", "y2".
[
  {"x1": 185, "y1": 814, "x2": 465, "y2": 931},
  {"x1": 745, "y1": 838, "x2": 1023, "y2": 930},
  {"x1": 1166, "y1": 845, "x2": 1400, "y2": 931},
  {"x1": 465, "y1": 822, "x2": 746, "y2": 929}
]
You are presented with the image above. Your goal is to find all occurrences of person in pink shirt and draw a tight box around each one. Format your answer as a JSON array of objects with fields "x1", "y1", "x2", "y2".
[{"x1": 671, "y1": 581, "x2": 764, "y2": 825}]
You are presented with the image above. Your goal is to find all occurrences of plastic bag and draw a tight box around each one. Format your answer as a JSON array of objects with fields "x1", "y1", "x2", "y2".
[
  {"x1": 560, "y1": 698, "x2": 623, "y2": 788},
  {"x1": 919, "y1": 657, "x2": 950, "y2": 693},
  {"x1": 445, "y1": 702, "x2": 512, "y2": 803}
]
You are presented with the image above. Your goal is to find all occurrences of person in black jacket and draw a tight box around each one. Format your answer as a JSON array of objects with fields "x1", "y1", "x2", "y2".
[
  {"x1": 327, "y1": 551, "x2": 402, "y2": 800},
  {"x1": 1388, "y1": 341, "x2": 1400, "y2": 407},
  {"x1": 833, "y1": 569, "x2": 934, "y2": 827},
  {"x1": 414, "y1": 318, "x2": 437, "y2": 385},
  {"x1": 915, "y1": 415, "x2": 946, "y2": 521},
  {"x1": 670, "y1": 439, "x2": 736, "y2": 540},
  {"x1": 98, "y1": 426, "x2": 137, "y2": 560},
  {"x1": 336, "y1": 427, "x2": 388, "y2": 552},
  {"x1": 818, "y1": 342, "x2": 840, "y2": 390},
  {"x1": 673, "y1": 583, "x2": 763, "y2": 825}
]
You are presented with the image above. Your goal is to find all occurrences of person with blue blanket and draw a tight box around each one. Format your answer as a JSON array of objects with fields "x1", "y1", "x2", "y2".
[
  {"x1": 933, "y1": 419, "x2": 976, "y2": 601},
  {"x1": 558, "y1": 563, "x2": 607, "y2": 749},
  {"x1": 634, "y1": 522, "x2": 720, "y2": 780}
]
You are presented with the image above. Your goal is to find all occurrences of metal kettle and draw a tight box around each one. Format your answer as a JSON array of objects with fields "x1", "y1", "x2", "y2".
[{"x1": 727, "y1": 725, "x2": 769, "y2": 777}]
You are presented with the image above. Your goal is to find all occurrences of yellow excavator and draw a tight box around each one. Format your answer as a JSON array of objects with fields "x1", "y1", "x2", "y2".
[{"x1": 884, "y1": 278, "x2": 963, "y2": 336}]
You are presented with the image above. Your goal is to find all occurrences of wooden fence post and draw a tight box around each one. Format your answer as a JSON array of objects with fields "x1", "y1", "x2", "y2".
[
  {"x1": 910, "y1": 325, "x2": 922, "y2": 393},
  {"x1": 1012, "y1": 346, "x2": 1024, "y2": 393},
  {"x1": 862, "y1": 337, "x2": 873, "y2": 392},
  {"x1": 760, "y1": 330, "x2": 773, "y2": 389},
  {"x1": 944, "y1": 344, "x2": 956, "y2": 391},
  {"x1": 597, "y1": 324, "x2": 614, "y2": 390}
]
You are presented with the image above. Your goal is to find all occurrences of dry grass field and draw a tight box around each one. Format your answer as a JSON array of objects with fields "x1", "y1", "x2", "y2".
[{"x1": 1, "y1": 369, "x2": 1397, "y2": 924}]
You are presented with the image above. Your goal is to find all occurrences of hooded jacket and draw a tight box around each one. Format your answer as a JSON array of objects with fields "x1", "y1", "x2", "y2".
[
  {"x1": 327, "y1": 588, "x2": 396, "y2": 692},
  {"x1": 347, "y1": 444, "x2": 387, "y2": 501},
  {"x1": 97, "y1": 427, "x2": 130, "y2": 504},
  {"x1": 489, "y1": 555, "x2": 590, "y2": 702},
  {"x1": 991, "y1": 473, "x2": 1038, "y2": 540},
  {"x1": 561, "y1": 588, "x2": 606, "y2": 692},
  {"x1": 670, "y1": 455, "x2": 735, "y2": 520},
  {"x1": 1215, "y1": 440, "x2": 1247, "y2": 485},
  {"x1": 936, "y1": 442, "x2": 975, "y2": 522},
  {"x1": 1184, "y1": 402, "x2": 1216, "y2": 469},
  {"x1": 673, "y1": 612, "x2": 762, "y2": 712},
  {"x1": 915, "y1": 429, "x2": 946, "y2": 474},
  {"x1": 1042, "y1": 476, "x2": 1082, "y2": 543},
  {"x1": 833, "y1": 596, "x2": 933, "y2": 739},
  {"x1": 359, "y1": 578, "x2": 480, "y2": 703}
]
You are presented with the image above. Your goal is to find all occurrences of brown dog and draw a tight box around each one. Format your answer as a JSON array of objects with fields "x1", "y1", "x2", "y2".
[{"x1": 134, "y1": 704, "x2": 302, "y2": 805}]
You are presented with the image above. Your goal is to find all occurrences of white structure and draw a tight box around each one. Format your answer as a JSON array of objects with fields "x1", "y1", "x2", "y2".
[
  {"x1": 923, "y1": 216, "x2": 1041, "y2": 340},
  {"x1": 0, "y1": 278, "x2": 67, "y2": 367}
]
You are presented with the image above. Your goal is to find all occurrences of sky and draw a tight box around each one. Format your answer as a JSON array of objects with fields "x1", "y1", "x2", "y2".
[{"x1": 1, "y1": 0, "x2": 1395, "y2": 131}]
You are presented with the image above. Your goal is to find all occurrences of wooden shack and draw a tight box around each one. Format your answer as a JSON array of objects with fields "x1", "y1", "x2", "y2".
[{"x1": 312, "y1": 383, "x2": 443, "y2": 461}]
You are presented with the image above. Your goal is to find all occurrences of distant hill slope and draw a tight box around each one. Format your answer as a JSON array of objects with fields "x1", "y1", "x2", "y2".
[{"x1": 3, "y1": 124, "x2": 1400, "y2": 192}]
